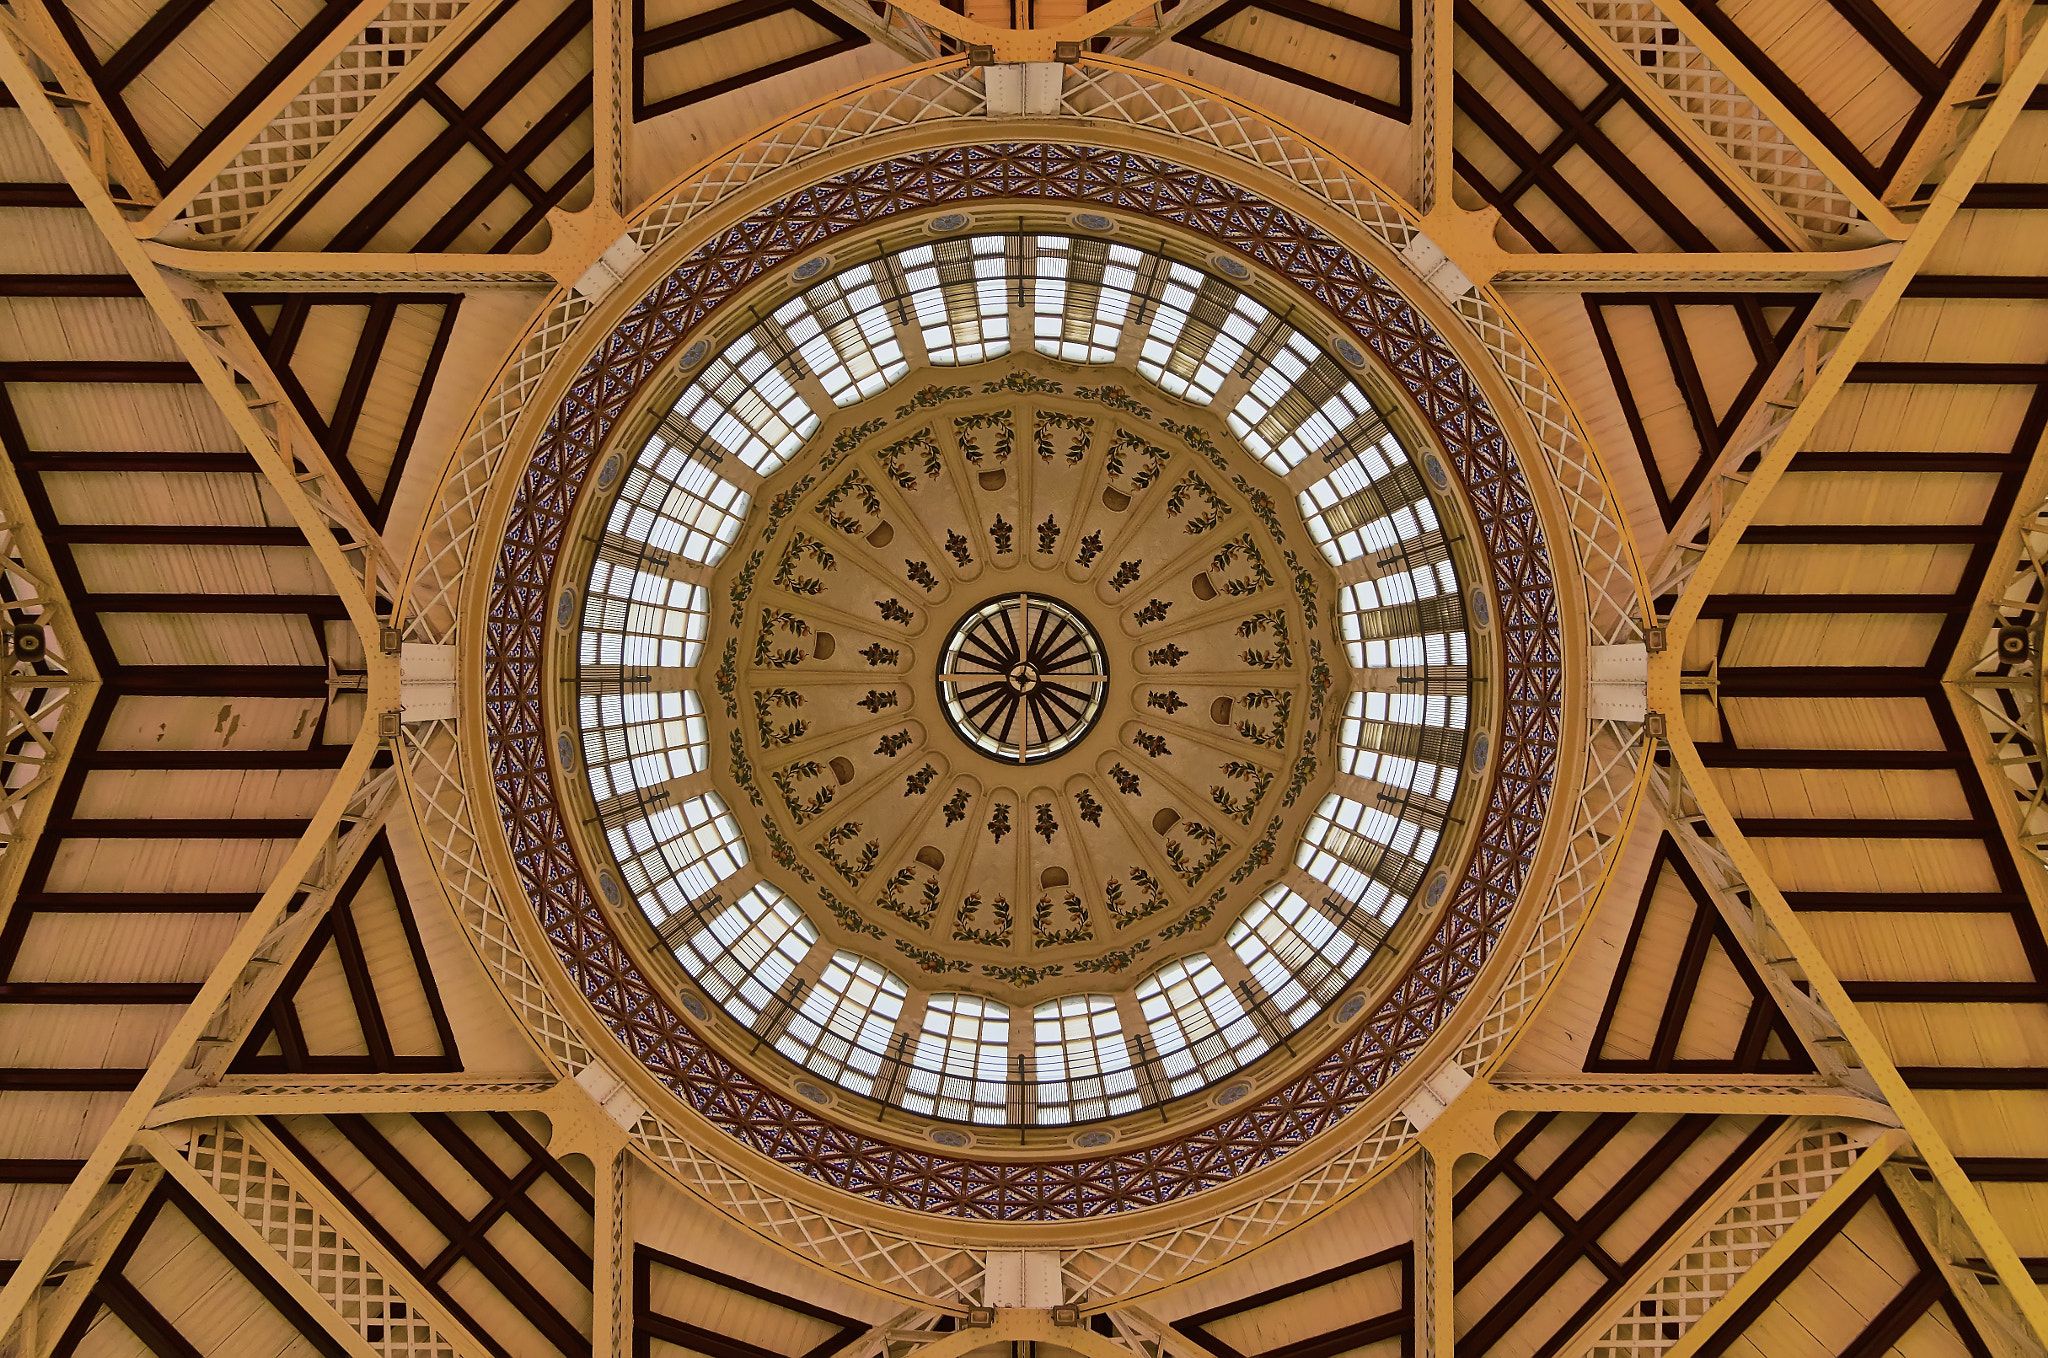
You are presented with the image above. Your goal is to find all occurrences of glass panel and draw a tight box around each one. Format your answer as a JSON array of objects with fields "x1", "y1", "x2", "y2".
[
  {"x1": 1030, "y1": 993, "x2": 1139, "y2": 1124},
  {"x1": 776, "y1": 951, "x2": 908, "y2": 1096},
  {"x1": 673, "y1": 883, "x2": 817, "y2": 1026},
  {"x1": 1136, "y1": 953, "x2": 1268, "y2": 1095},
  {"x1": 903, "y1": 994, "x2": 1011, "y2": 1124}
]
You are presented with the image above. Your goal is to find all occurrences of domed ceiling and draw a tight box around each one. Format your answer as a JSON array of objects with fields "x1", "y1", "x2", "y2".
[
  {"x1": 427, "y1": 111, "x2": 1604, "y2": 1237},
  {"x1": 521, "y1": 200, "x2": 1546, "y2": 1170}
]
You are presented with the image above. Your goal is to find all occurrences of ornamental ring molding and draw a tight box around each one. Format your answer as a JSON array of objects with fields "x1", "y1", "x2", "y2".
[{"x1": 399, "y1": 57, "x2": 1650, "y2": 1304}]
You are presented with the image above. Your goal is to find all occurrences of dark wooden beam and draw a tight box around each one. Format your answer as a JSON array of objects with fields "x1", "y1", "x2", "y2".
[
  {"x1": 101, "y1": 666, "x2": 330, "y2": 696},
  {"x1": 1960, "y1": 183, "x2": 2048, "y2": 210},
  {"x1": 1848, "y1": 360, "x2": 2048, "y2": 384},
  {"x1": 96, "y1": 1272, "x2": 205, "y2": 1358},
  {"x1": 1693, "y1": 745, "x2": 1961, "y2": 769},
  {"x1": 1898, "y1": 1067, "x2": 2048, "y2": 1088},
  {"x1": 1175, "y1": 0, "x2": 1406, "y2": 121},
  {"x1": 10, "y1": 450, "x2": 261, "y2": 472},
  {"x1": 45, "y1": 525, "x2": 308, "y2": 545},
  {"x1": 1713, "y1": 668, "x2": 1940, "y2": 697},
  {"x1": 0, "y1": 275, "x2": 142, "y2": 296},
  {"x1": 0, "y1": 1068, "x2": 145, "y2": 1090},
  {"x1": 1738, "y1": 524, "x2": 1999, "y2": 545},
  {"x1": 0, "y1": 362, "x2": 197, "y2": 382},
  {"x1": 1843, "y1": 980, "x2": 2048, "y2": 1002},
  {"x1": 0, "y1": 185, "x2": 83, "y2": 207},
  {"x1": 81, "y1": 593, "x2": 348, "y2": 616},
  {"x1": 1904, "y1": 275, "x2": 2048, "y2": 299},
  {"x1": 1784, "y1": 891, "x2": 2026, "y2": 913},
  {"x1": 0, "y1": 982, "x2": 202, "y2": 1003},
  {"x1": 1697, "y1": 593, "x2": 1970, "y2": 616},
  {"x1": 77, "y1": 747, "x2": 350, "y2": 770},
  {"x1": 1785, "y1": 449, "x2": 2025, "y2": 473},
  {"x1": 634, "y1": 0, "x2": 867, "y2": 119},
  {"x1": 15, "y1": 892, "x2": 261, "y2": 912},
  {"x1": 0, "y1": 1159, "x2": 86, "y2": 1182},
  {"x1": 49, "y1": 817, "x2": 314, "y2": 838},
  {"x1": 1732, "y1": 816, "x2": 1986, "y2": 839}
]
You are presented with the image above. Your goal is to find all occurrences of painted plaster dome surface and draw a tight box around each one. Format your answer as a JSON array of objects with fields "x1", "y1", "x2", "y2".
[{"x1": 564, "y1": 231, "x2": 1490, "y2": 1128}]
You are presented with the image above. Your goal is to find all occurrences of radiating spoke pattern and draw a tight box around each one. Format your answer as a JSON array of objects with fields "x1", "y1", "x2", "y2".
[{"x1": 938, "y1": 593, "x2": 1108, "y2": 763}]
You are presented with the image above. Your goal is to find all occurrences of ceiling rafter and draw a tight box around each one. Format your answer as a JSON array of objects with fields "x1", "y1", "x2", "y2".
[
  {"x1": 0, "y1": 45, "x2": 399, "y2": 1337},
  {"x1": 199, "y1": 0, "x2": 510, "y2": 250},
  {"x1": 35, "y1": 0, "x2": 369, "y2": 192},
  {"x1": 1170, "y1": 0, "x2": 1410, "y2": 121},
  {"x1": 261, "y1": 0, "x2": 594, "y2": 256},
  {"x1": 1644, "y1": 17, "x2": 2048, "y2": 1347},
  {"x1": 632, "y1": 0, "x2": 869, "y2": 121},
  {"x1": 232, "y1": 830, "x2": 465, "y2": 1076},
  {"x1": 1582, "y1": 834, "x2": 1812, "y2": 1076},
  {"x1": 265, "y1": 1110, "x2": 596, "y2": 1358}
]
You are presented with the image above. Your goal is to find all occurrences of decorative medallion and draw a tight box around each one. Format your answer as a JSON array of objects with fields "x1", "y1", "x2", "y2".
[{"x1": 937, "y1": 593, "x2": 1109, "y2": 764}]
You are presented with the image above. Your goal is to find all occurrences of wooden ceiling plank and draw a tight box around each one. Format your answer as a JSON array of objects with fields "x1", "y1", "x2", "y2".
[
  {"x1": 222, "y1": 1114, "x2": 498, "y2": 1358},
  {"x1": 1534, "y1": 0, "x2": 1813, "y2": 251},
  {"x1": 219, "y1": 0, "x2": 511, "y2": 251},
  {"x1": 287, "y1": 0, "x2": 588, "y2": 255},
  {"x1": 32, "y1": 1167, "x2": 169, "y2": 1358}
]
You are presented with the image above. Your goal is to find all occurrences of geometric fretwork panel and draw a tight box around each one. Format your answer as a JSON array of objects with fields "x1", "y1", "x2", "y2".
[
  {"x1": 178, "y1": 1, "x2": 469, "y2": 237},
  {"x1": 1589, "y1": 1129, "x2": 1865, "y2": 1358},
  {"x1": 187, "y1": 1120, "x2": 459, "y2": 1358},
  {"x1": 1576, "y1": 1, "x2": 1861, "y2": 239}
]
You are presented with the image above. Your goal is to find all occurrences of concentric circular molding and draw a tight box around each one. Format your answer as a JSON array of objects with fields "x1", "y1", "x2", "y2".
[
  {"x1": 937, "y1": 592, "x2": 1110, "y2": 764},
  {"x1": 405, "y1": 59, "x2": 1650, "y2": 1301},
  {"x1": 478, "y1": 138, "x2": 1566, "y2": 1224}
]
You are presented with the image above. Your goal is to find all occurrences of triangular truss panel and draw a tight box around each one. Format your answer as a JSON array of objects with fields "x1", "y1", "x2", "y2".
[
  {"x1": 635, "y1": 1244, "x2": 867, "y2": 1358},
  {"x1": 235, "y1": 831, "x2": 462, "y2": 1074},
  {"x1": 228, "y1": 294, "x2": 464, "y2": 528},
  {"x1": 1175, "y1": 1243, "x2": 1413, "y2": 1358},
  {"x1": 1584, "y1": 294, "x2": 1817, "y2": 528},
  {"x1": 1584, "y1": 834, "x2": 1811, "y2": 1075}
]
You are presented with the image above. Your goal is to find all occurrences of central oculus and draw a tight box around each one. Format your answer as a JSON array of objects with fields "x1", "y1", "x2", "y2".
[{"x1": 937, "y1": 592, "x2": 1109, "y2": 764}]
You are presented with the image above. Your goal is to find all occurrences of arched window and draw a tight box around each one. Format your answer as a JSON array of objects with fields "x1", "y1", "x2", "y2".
[
  {"x1": 1297, "y1": 792, "x2": 1435, "y2": 918},
  {"x1": 581, "y1": 565, "x2": 708, "y2": 669},
  {"x1": 579, "y1": 687, "x2": 706, "y2": 803},
  {"x1": 1137, "y1": 263, "x2": 1269, "y2": 404},
  {"x1": 1029, "y1": 235, "x2": 1143, "y2": 364},
  {"x1": 1227, "y1": 329, "x2": 1390, "y2": 476},
  {"x1": 608, "y1": 441, "x2": 749, "y2": 565},
  {"x1": 900, "y1": 236, "x2": 1011, "y2": 365},
  {"x1": 1228, "y1": 885, "x2": 1376, "y2": 1029},
  {"x1": 1136, "y1": 954, "x2": 1267, "y2": 1095},
  {"x1": 672, "y1": 884, "x2": 816, "y2": 1028},
  {"x1": 661, "y1": 331, "x2": 817, "y2": 475},
  {"x1": 1298, "y1": 444, "x2": 1437, "y2": 567},
  {"x1": 773, "y1": 265, "x2": 909, "y2": 405},
  {"x1": 1031, "y1": 993, "x2": 1139, "y2": 1124},
  {"x1": 776, "y1": 952, "x2": 907, "y2": 1096},
  {"x1": 1337, "y1": 577, "x2": 1469, "y2": 673},
  {"x1": 605, "y1": 791, "x2": 746, "y2": 922},
  {"x1": 903, "y1": 994, "x2": 1011, "y2": 1124}
]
